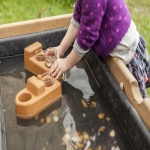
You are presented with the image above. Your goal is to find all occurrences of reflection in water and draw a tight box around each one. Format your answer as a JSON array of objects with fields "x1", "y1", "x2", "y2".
[
  {"x1": 0, "y1": 55, "x2": 133, "y2": 150},
  {"x1": 0, "y1": 69, "x2": 24, "y2": 79},
  {"x1": 63, "y1": 66, "x2": 94, "y2": 100},
  {"x1": 62, "y1": 78, "x2": 118, "y2": 150}
]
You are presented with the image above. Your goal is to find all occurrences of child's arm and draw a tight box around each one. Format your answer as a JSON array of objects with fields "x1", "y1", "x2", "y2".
[{"x1": 56, "y1": 22, "x2": 78, "y2": 58}]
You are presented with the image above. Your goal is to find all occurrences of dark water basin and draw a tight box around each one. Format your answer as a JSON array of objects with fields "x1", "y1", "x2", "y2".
[
  {"x1": 0, "y1": 27, "x2": 149, "y2": 150},
  {"x1": 0, "y1": 54, "x2": 134, "y2": 150}
]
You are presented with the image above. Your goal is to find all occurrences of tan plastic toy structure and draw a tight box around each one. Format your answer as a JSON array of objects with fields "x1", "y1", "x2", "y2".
[
  {"x1": 105, "y1": 56, "x2": 150, "y2": 129},
  {"x1": 15, "y1": 74, "x2": 62, "y2": 119},
  {"x1": 24, "y1": 41, "x2": 62, "y2": 81}
]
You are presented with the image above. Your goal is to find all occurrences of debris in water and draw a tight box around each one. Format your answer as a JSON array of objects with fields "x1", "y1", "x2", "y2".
[
  {"x1": 40, "y1": 118, "x2": 44, "y2": 123},
  {"x1": 81, "y1": 99, "x2": 88, "y2": 107},
  {"x1": 83, "y1": 132, "x2": 90, "y2": 140},
  {"x1": 62, "y1": 134, "x2": 70, "y2": 143},
  {"x1": 71, "y1": 136, "x2": 81, "y2": 143},
  {"x1": 110, "y1": 130, "x2": 115, "y2": 137},
  {"x1": 46, "y1": 116, "x2": 51, "y2": 123},
  {"x1": 90, "y1": 101, "x2": 97, "y2": 107},
  {"x1": 99, "y1": 126, "x2": 106, "y2": 132},
  {"x1": 111, "y1": 146, "x2": 115, "y2": 150},
  {"x1": 83, "y1": 113, "x2": 86, "y2": 117},
  {"x1": 52, "y1": 110, "x2": 58, "y2": 116},
  {"x1": 97, "y1": 145, "x2": 102, "y2": 150},
  {"x1": 106, "y1": 117, "x2": 110, "y2": 121},
  {"x1": 65, "y1": 127, "x2": 71, "y2": 133},
  {"x1": 53, "y1": 116, "x2": 59, "y2": 122},
  {"x1": 75, "y1": 142, "x2": 85, "y2": 149},
  {"x1": 98, "y1": 113, "x2": 105, "y2": 119}
]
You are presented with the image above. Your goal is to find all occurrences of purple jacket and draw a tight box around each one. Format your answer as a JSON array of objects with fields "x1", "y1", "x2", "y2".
[{"x1": 73, "y1": 0, "x2": 131, "y2": 57}]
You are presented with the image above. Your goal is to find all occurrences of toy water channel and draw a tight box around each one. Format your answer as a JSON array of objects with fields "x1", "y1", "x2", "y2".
[{"x1": 0, "y1": 14, "x2": 150, "y2": 150}]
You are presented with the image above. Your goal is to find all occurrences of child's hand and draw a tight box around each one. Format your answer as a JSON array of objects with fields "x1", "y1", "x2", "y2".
[
  {"x1": 54, "y1": 45, "x2": 64, "y2": 58},
  {"x1": 49, "y1": 58, "x2": 68, "y2": 79}
]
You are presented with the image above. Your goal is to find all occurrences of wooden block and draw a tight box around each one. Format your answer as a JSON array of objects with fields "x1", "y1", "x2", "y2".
[{"x1": 15, "y1": 74, "x2": 62, "y2": 119}]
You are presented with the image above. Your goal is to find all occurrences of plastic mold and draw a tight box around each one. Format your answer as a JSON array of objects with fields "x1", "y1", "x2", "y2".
[
  {"x1": 15, "y1": 74, "x2": 62, "y2": 119},
  {"x1": 24, "y1": 41, "x2": 62, "y2": 81},
  {"x1": 105, "y1": 56, "x2": 150, "y2": 129}
]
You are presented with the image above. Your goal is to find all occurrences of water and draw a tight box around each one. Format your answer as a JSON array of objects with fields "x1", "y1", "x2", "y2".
[{"x1": 0, "y1": 55, "x2": 134, "y2": 150}]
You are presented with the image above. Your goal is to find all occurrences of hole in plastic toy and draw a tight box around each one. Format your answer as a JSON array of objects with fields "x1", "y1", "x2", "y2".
[
  {"x1": 35, "y1": 50, "x2": 45, "y2": 61},
  {"x1": 18, "y1": 93, "x2": 32, "y2": 102},
  {"x1": 42, "y1": 72, "x2": 54, "y2": 87}
]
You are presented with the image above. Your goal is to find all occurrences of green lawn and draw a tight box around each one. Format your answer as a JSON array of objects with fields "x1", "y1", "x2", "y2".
[
  {"x1": 126, "y1": 0, "x2": 150, "y2": 95},
  {"x1": 126, "y1": 0, "x2": 150, "y2": 52},
  {"x1": 0, "y1": 0, "x2": 74, "y2": 24}
]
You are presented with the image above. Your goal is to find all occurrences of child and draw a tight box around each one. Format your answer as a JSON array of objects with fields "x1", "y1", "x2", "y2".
[{"x1": 48, "y1": 0, "x2": 150, "y2": 98}]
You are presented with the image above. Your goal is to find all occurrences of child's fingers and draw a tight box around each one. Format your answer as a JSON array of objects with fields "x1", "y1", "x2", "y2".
[
  {"x1": 51, "y1": 68, "x2": 59, "y2": 78},
  {"x1": 50, "y1": 62, "x2": 57, "y2": 73},
  {"x1": 55, "y1": 71, "x2": 62, "y2": 80}
]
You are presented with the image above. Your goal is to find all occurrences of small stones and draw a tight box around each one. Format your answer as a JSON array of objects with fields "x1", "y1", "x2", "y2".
[
  {"x1": 106, "y1": 117, "x2": 110, "y2": 121},
  {"x1": 71, "y1": 136, "x2": 81, "y2": 143},
  {"x1": 79, "y1": 135, "x2": 84, "y2": 142},
  {"x1": 52, "y1": 109, "x2": 59, "y2": 122},
  {"x1": 120, "y1": 82, "x2": 124, "y2": 90},
  {"x1": 65, "y1": 127, "x2": 71, "y2": 133},
  {"x1": 46, "y1": 116, "x2": 51, "y2": 123},
  {"x1": 111, "y1": 146, "x2": 115, "y2": 150},
  {"x1": 99, "y1": 126, "x2": 106, "y2": 132},
  {"x1": 98, "y1": 113, "x2": 105, "y2": 119},
  {"x1": 97, "y1": 145, "x2": 102, "y2": 150},
  {"x1": 81, "y1": 99, "x2": 88, "y2": 107},
  {"x1": 62, "y1": 134, "x2": 70, "y2": 143},
  {"x1": 75, "y1": 142, "x2": 85, "y2": 149},
  {"x1": 53, "y1": 116, "x2": 59, "y2": 122},
  {"x1": 83, "y1": 113, "x2": 86, "y2": 117},
  {"x1": 109, "y1": 130, "x2": 115, "y2": 137},
  {"x1": 52, "y1": 110, "x2": 58, "y2": 116},
  {"x1": 83, "y1": 132, "x2": 90, "y2": 140},
  {"x1": 40, "y1": 118, "x2": 44, "y2": 123},
  {"x1": 81, "y1": 99, "x2": 97, "y2": 108},
  {"x1": 90, "y1": 101, "x2": 97, "y2": 107}
]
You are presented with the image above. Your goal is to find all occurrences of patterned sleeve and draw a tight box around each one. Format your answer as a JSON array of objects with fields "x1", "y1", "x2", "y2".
[
  {"x1": 72, "y1": 0, "x2": 82, "y2": 25},
  {"x1": 73, "y1": 0, "x2": 107, "y2": 51}
]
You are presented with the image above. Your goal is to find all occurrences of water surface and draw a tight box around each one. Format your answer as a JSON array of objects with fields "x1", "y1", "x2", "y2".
[{"x1": 0, "y1": 55, "x2": 134, "y2": 150}]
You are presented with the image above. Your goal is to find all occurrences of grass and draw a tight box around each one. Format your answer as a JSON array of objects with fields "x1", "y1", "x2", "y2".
[
  {"x1": 126, "y1": 0, "x2": 150, "y2": 95},
  {"x1": 0, "y1": 0, "x2": 74, "y2": 24},
  {"x1": 126, "y1": 0, "x2": 150, "y2": 52}
]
